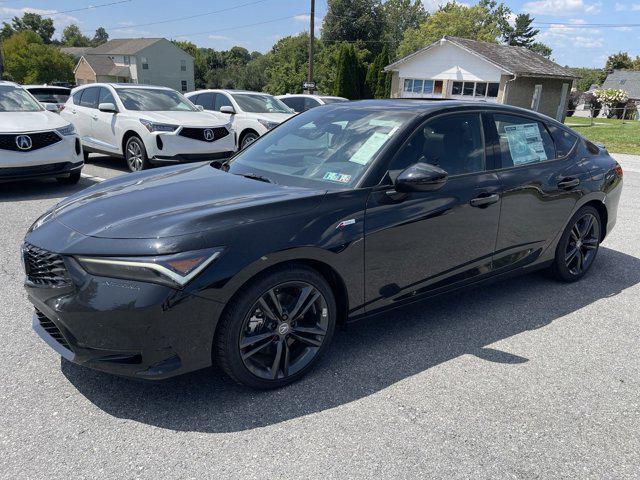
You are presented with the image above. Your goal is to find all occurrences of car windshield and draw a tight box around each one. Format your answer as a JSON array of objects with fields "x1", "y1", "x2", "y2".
[
  {"x1": 226, "y1": 106, "x2": 414, "y2": 189},
  {"x1": 231, "y1": 93, "x2": 292, "y2": 113},
  {"x1": 116, "y1": 88, "x2": 196, "y2": 111},
  {"x1": 320, "y1": 97, "x2": 348, "y2": 104},
  {"x1": 0, "y1": 85, "x2": 43, "y2": 112},
  {"x1": 27, "y1": 88, "x2": 70, "y2": 104}
]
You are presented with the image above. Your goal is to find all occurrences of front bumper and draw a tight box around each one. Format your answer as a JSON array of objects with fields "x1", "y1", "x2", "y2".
[
  {"x1": 144, "y1": 128, "x2": 236, "y2": 162},
  {"x1": 25, "y1": 254, "x2": 225, "y2": 379}
]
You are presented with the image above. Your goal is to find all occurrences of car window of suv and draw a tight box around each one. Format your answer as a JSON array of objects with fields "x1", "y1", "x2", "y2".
[
  {"x1": 214, "y1": 93, "x2": 233, "y2": 111},
  {"x1": 304, "y1": 97, "x2": 320, "y2": 111},
  {"x1": 79, "y1": 87, "x2": 99, "y2": 109},
  {"x1": 282, "y1": 97, "x2": 303, "y2": 112},
  {"x1": 387, "y1": 113, "x2": 485, "y2": 179},
  {"x1": 98, "y1": 87, "x2": 116, "y2": 106},
  {"x1": 195, "y1": 92, "x2": 214, "y2": 110},
  {"x1": 493, "y1": 114, "x2": 556, "y2": 168},
  {"x1": 72, "y1": 90, "x2": 83, "y2": 105}
]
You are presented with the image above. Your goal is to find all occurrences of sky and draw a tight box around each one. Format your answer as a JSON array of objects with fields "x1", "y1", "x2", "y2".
[{"x1": 0, "y1": 0, "x2": 638, "y2": 67}]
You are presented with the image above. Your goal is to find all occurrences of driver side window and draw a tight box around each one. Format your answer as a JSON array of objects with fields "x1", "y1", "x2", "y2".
[{"x1": 387, "y1": 113, "x2": 486, "y2": 180}]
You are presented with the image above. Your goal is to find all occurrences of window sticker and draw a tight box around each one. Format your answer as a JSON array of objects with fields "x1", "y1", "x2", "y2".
[
  {"x1": 503, "y1": 123, "x2": 548, "y2": 165},
  {"x1": 323, "y1": 172, "x2": 352, "y2": 183},
  {"x1": 349, "y1": 131, "x2": 395, "y2": 166}
]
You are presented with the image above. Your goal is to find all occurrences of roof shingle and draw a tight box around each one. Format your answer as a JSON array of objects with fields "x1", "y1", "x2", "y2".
[{"x1": 602, "y1": 70, "x2": 640, "y2": 99}]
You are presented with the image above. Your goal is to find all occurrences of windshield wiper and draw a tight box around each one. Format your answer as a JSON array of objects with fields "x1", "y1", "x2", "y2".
[{"x1": 236, "y1": 172, "x2": 273, "y2": 183}]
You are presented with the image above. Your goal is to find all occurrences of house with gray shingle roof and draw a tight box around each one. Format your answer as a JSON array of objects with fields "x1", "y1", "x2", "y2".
[
  {"x1": 71, "y1": 38, "x2": 194, "y2": 92},
  {"x1": 384, "y1": 36, "x2": 578, "y2": 121},
  {"x1": 602, "y1": 70, "x2": 640, "y2": 100}
]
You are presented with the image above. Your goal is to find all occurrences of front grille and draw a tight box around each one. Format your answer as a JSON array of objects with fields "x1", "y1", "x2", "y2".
[
  {"x1": 23, "y1": 243, "x2": 71, "y2": 287},
  {"x1": 36, "y1": 310, "x2": 71, "y2": 350},
  {"x1": 179, "y1": 126, "x2": 229, "y2": 142},
  {"x1": 0, "y1": 131, "x2": 62, "y2": 152}
]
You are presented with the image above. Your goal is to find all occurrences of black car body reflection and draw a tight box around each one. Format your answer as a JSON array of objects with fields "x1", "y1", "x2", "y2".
[{"x1": 23, "y1": 100, "x2": 623, "y2": 388}]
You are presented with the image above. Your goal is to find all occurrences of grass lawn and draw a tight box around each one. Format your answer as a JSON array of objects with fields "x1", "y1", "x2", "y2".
[{"x1": 564, "y1": 116, "x2": 640, "y2": 155}]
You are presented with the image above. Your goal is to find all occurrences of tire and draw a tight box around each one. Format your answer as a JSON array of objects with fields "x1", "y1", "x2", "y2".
[
  {"x1": 550, "y1": 206, "x2": 601, "y2": 282},
  {"x1": 124, "y1": 135, "x2": 150, "y2": 172},
  {"x1": 215, "y1": 264, "x2": 336, "y2": 389},
  {"x1": 56, "y1": 171, "x2": 81, "y2": 185},
  {"x1": 240, "y1": 131, "x2": 259, "y2": 150}
]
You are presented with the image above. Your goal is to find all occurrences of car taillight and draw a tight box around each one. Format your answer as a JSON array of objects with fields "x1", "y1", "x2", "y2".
[{"x1": 614, "y1": 164, "x2": 623, "y2": 178}]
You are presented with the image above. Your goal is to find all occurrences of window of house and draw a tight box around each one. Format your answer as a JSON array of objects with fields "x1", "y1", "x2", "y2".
[
  {"x1": 181, "y1": 60, "x2": 186, "y2": 72},
  {"x1": 403, "y1": 79, "x2": 413, "y2": 92},
  {"x1": 463, "y1": 82, "x2": 474, "y2": 96},
  {"x1": 487, "y1": 82, "x2": 499, "y2": 98},
  {"x1": 181, "y1": 80, "x2": 188, "y2": 92},
  {"x1": 412, "y1": 79, "x2": 423, "y2": 93},
  {"x1": 141, "y1": 57, "x2": 149, "y2": 70},
  {"x1": 493, "y1": 114, "x2": 556, "y2": 167},
  {"x1": 452, "y1": 82, "x2": 463, "y2": 95},
  {"x1": 434, "y1": 81, "x2": 443, "y2": 94},
  {"x1": 423, "y1": 80, "x2": 434, "y2": 94},
  {"x1": 387, "y1": 113, "x2": 485, "y2": 178},
  {"x1": 123, "y1": 56, "x2": 130, "y2": 65},
  {"x1": 475, "y1": 82, "x2": 487, "y2": 97},
  {"x1": 531, "y1": 84, "x2": 543, "y2": 111}
]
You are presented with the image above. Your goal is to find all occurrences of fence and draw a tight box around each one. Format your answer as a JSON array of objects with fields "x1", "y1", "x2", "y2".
[{"x1": 565, "y1": 104, "x2": 639, "y2": 126}]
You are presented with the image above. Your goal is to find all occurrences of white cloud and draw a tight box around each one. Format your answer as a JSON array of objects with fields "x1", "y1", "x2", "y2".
[
  {"x1": 614, "y1": 2, "x2": 640, "y2": 10},
  {"x1": 0, "y1": 6, "x2": 79, "y2": 27},
  {"x1": 538, "y1": 19, "x2": 604, "y2": 51},
  {"x1": 208, "y1": 34, "x2": 230, "y2": 41},
  {"x1": 522, "y1": 0, "x2": 601, "y2": 15},
  {"x1": 294, "y1": 14, "x2": 310, "y2": 22}
]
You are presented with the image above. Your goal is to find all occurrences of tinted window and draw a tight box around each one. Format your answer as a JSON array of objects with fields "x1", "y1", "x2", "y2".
[
  {"x1": 79, "y1": 87, "x2": 99, "y2": 108},
  {"x1": 303, "y1": 97, "x2": 320, "y2": 111},
  {"x1": 388, "y1": 113, "x2": 485, "y2": 177},
  {"x1": 72, "y1": 91, "x2": 83, "y2": 105},
  {"x1": 214, "y1": 93, "x2": 233, "y2": 111},
  {"x1": 493, "y1": 114, "x2": 556, "y2": 167},
  {"x1": 281, "y1": 97, "x2": 304, "y2": 112},
  {"x1": 115, "y1": 88, "x2": 195, "y2": 111},
  {"x1": 549, "y1": 125, "x2": 578, "y2": 157},
  {"x1": 98, "y1": 87, "x2": 115, "y2": 105},
  {"x1": 194, "y1": 92, "x2": 214, "y2": 110},
  {"x1": 230, "y1": 93, "x2": 291, "y2": 113},
  {"x1": 27, "y1": 87, "x2": 70, "y2": 103}
]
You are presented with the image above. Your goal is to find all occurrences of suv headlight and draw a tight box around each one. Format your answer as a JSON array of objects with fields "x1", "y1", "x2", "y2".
[
  {"x1": 76, "y1": 247, "x2": 224, "y2": 288},
  {"x1": 257, "y1": 119, "x2": 279, "y2": 131},
  {"x1": 56, "y1": 124, "x2": 76, "y2": 136},
  {"x1": 140, "y1": 119, "x2": 179, "y2": 133}
]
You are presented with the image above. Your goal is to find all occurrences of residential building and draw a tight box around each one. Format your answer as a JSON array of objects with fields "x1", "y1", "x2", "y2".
[
  {"x1": 384, "y1": 36, "x2": 578, "y2": 122},
  {"x1": 70, "y1": 38, "x2": 194, "y2": 92}
]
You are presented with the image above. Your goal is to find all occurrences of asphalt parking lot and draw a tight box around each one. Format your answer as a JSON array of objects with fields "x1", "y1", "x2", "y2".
[{"x1": 1, "y1": 154, "x2": 639, "y2": 479}]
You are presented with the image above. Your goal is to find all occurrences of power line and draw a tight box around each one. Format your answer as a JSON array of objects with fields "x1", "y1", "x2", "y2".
[
  {"x1": 164, "y1": 14, "x2": 303, "y2": 39},
  {"x1": 0, "y1": 0, "x2": 133, "y2": 21}
]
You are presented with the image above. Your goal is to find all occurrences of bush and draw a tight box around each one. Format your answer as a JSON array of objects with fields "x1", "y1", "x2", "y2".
[
  {"x1": 566, "y1": 90, "x2": 581, "y2": 117},
  {"x1": 623, "y1": 99, "x2": 638, "y2": 120},
  {"x1": 594, "y1": 88, "x2": 629, "y2": 119},
  {"x1": 582, "y1": 92, "x2": 602, "y2": 118}
]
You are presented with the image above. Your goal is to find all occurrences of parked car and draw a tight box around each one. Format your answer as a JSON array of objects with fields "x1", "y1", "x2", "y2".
[
  {"x1": 185, "y1": 89, "x2": 295, "y2": 149},
  {"x1": 62, "y1": 83, "x2": 235, "y2": 172},
  {"x1": 23, "y1": 85, "x2": 71, "y2": 113},
  {"x1": 0, "y1": 81, "x2": 83, "y2": 184},
  {"x1": 23, "y1": 100, "x2": 622, "y2": 389},
  {"x1": 277, "y1": 94, "x2": 348, "y2": 113}
]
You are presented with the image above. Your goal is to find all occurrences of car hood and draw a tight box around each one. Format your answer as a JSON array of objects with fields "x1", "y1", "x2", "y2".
[
  {"x1": 0, "y1": 111, "x2": 69, "y2": 132},
  {"x1": 50, "y1": 163, "x2": 325, "y2": 239},
  {"x1": 135, "y1": 110, "x2": 229, "y2": 127},
  {"x1": 245, "y1": 112, "x2": 294, "y2": 124}
]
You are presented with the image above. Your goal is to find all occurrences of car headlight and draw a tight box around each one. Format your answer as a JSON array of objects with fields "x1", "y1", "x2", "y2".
[
  {"x1": 76, "y1": 247, "x2": 224, "y2": 288},
  {"x1": 257, "y1": 119, "x2": 279, "y2": 130},
  {"x1": 56, "y1": 123, "x2": 76, "y2": 136},
  {"x1": 140, "y1": 119, "x2": 179, "y2": 133}
]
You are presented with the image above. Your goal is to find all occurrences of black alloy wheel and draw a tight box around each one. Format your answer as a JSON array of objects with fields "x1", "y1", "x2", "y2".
[
  {"x1": 215, "y1": 266, "x2": 336, "y2": 389},
  {"x1": 552, "y1": 206, "x2": 601, "y2": 282}
]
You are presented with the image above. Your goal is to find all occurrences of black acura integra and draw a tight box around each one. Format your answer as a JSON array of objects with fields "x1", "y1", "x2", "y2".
[{"x1": 23, "y1": 100, "x2": 622, "y2": 389}]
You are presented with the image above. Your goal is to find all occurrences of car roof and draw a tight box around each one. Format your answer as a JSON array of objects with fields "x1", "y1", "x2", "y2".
[
  {"x1": 23, "y1": 85, "x2": 71, "y2": 90},
  {"x1": 187, "y1": 89, "x2": 273, "y2": 96},
  {"x1": 0, "y1": 81, "x2": 20, "y2": 87},
  {"x1": 72, "y1": 83, "x2": 173, "y2": 91}
]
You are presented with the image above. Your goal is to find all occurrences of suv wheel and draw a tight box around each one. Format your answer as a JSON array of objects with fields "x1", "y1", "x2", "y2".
[
  {"x1": 240, "y1": 132, "x2": 259, "y2": 149},
  {"x1": 215, "y1": 265, "x2": 336, "y2": 389},
  {"x1": 125, "y1": 136, "x2": 149, "y2": 172}
]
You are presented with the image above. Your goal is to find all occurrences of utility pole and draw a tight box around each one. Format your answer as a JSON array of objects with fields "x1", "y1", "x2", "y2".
[{"x1": 306, "y1": 0, "x2": 315, "y2": 93}]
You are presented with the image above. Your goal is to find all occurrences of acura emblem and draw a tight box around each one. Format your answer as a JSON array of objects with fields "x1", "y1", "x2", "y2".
[
  {"x1": 203, "y1": 129, "x2": 214, "y2": 141},
  {"x1": 16, "y1": 135, "x2": 32, "y2": 150}
]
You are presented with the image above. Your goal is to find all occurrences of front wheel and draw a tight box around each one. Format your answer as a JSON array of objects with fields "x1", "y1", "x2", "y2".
[
  {"x1": 551, "y1": 206, "x2": 601, "y2": 282},
  {"x1": 215, "y1": 265, "x2": 336, "y2": 389},
  {"x1": 124, "y1": 136, "x2": 149, "y2": 172},
  {"x1": 239, "y1": 132, "x2": 259, "y2": 150}
]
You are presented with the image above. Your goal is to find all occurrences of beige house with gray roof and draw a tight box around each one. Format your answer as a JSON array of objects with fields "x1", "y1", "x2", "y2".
[
  {"x1": 71, "y1": 38, "x2": 194, "y2": 92},
  {"x1": 385, "y1": 36, "x2": 578, "y2": 122}
]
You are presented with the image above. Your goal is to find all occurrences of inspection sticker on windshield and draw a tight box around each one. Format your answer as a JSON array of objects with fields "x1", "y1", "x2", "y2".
[
  {"x1": 323, "y1": 172, "x2": 351, "y2": 183},
  {"x1": 349, "y1": 132, "x2": 393, "y2": 166}
]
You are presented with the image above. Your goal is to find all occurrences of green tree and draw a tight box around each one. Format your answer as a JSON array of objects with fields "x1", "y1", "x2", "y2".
[
  {"x1": 530, "y1": 42, "x2": 552, "y2": 58},
  {"x1": 382, "y1": 0, "x2": 428, "y2": 58},
  {"x1": 365, "y1": 46, "x2": 391, "y2": 98},
  {"x1": 61, "y1": 24, "x2": 91, "y2": 47},
  {"x1": 503, "y1": 13, "x2": 538, "y2": 47},
  {"x1": 572, "y1": 68, "x2": 607, "y2": 91},
  {"x1": 264, "y1": 33, "x2": 318, "y2": 94},
  {"x1": 241, "y1": 53, "x2": 271, "y2": 91},
  {"x1": 605, "y1": 52, "x2": 634, "y2": 71},
  {"x1": 2, "y1": 13, "x2": 55, "y2": 43},
  {"x1": 333, "y1": 43, "x2": 365, "y2": 99},
  {"x1": 322, "y1": 0, "x2": 385, "y2": 55},
  {"x1": 3, "y1": 31, "x2": 74, "y2": 83},
  {"x1": 92, "y1": 27, "x2": 109, "y2": 47},
  {"x1": 397, "y1": 2, "x2": 509, "y2": 58}
]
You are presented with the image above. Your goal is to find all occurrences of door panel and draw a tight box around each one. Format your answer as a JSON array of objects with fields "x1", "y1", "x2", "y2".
[{"x1": 91, "y1": 87, "x2": 120, "y2": 153}]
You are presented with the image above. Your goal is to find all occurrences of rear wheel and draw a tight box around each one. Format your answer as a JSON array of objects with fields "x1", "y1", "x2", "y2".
[
  {"x1": 215, "y1": 265, "x2": 336, "y2": 389},
  {"x1": 551, "y1": 206, "x2": 601, "y2": 282},
  {"x1": 124, "y1": 136, "x2": 149, "y2": 172}
]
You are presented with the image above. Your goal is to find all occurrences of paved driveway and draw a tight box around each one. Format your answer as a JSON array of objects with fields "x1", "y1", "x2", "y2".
[{"x1": 1, "y1": 155, "x2": 638, "y2": 479}]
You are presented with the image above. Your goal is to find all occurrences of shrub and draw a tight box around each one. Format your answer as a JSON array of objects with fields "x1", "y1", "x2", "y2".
[
  {"x1": 582, "y1": 92, "x2": 602, "y2": 118},
  {"x1": 566, "y1": 90, "x2": 581, "y2": 117},
  {"x1": 593, "y1": 88, "x2": 629, "y2": 118}
]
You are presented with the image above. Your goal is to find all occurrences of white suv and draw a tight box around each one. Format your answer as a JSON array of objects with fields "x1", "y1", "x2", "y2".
[
  {"x1": 185, "y1": 89, "x2": 295, "y2": 149},
  {"x1": 0, "y1": 81, "x2": 83, "y2": 184},
  {"x1": 62, "y1": 83, "x2": 235, "y2": 172}
]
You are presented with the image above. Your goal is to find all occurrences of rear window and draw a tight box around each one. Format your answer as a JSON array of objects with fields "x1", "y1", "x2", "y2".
[
  {"x1": 549, "y1": 125, "x2": 578, "y2": 157},
  {"x1": 27, "y1": 87, "x2": 70, "y2": 104},
  {"x1": 493, "y1": 114, "x2": 556, "y2": 167}
]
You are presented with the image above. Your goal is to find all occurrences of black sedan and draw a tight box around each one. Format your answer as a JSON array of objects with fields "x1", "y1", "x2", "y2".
[{"x1": 23, "y1": 100, "x2": 623, "y2": 389}]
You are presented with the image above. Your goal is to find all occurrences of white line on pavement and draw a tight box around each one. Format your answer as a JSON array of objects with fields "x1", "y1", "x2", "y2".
[{"x1": 81, "y1": 173, "x2": 106, "y2": 183}]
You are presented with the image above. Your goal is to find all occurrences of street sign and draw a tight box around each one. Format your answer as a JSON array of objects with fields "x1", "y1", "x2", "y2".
[{"x1": 303, "y1": 81, "x2": 317, "y2": 90}]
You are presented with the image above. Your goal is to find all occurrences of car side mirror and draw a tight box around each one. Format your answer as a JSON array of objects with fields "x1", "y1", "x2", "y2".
[
  {"x1": 195, "y1": 105, "x2": 204, "y2": 112},
  {"x1": 395, "y1": 162, "x2": 448, "y2": 192},
  {"x1": 220, "y1": 105, "x2": 235, "y2": 114},
  {"x1": 98, "y1": 102, "x2": 118, "y2": 113},
  {"x1": 44, "y1": 103, "x2": 59, "y2": 113}
]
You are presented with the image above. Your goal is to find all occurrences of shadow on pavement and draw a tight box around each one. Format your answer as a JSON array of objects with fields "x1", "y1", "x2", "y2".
[
  {"x1": 0, "y1": 177, "x2": 101, "y2": 202},
  {"x1": 85, "y1": 154, "x2": 129, "y2": 174},
  {"x1": 62, "y1": 247, "x2": 640, "y2": 433}
]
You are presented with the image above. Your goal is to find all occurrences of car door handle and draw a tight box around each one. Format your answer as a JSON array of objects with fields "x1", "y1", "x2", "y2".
[
  {"x1": 92, "y1": 115, "x2": 98, "y2": 120},
  {"x1": 558, "y1": 178, "x2": 580, "y2": 189},
  {"x1": 470, "y1": 193, "x2": 500, "y2": 208}
]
